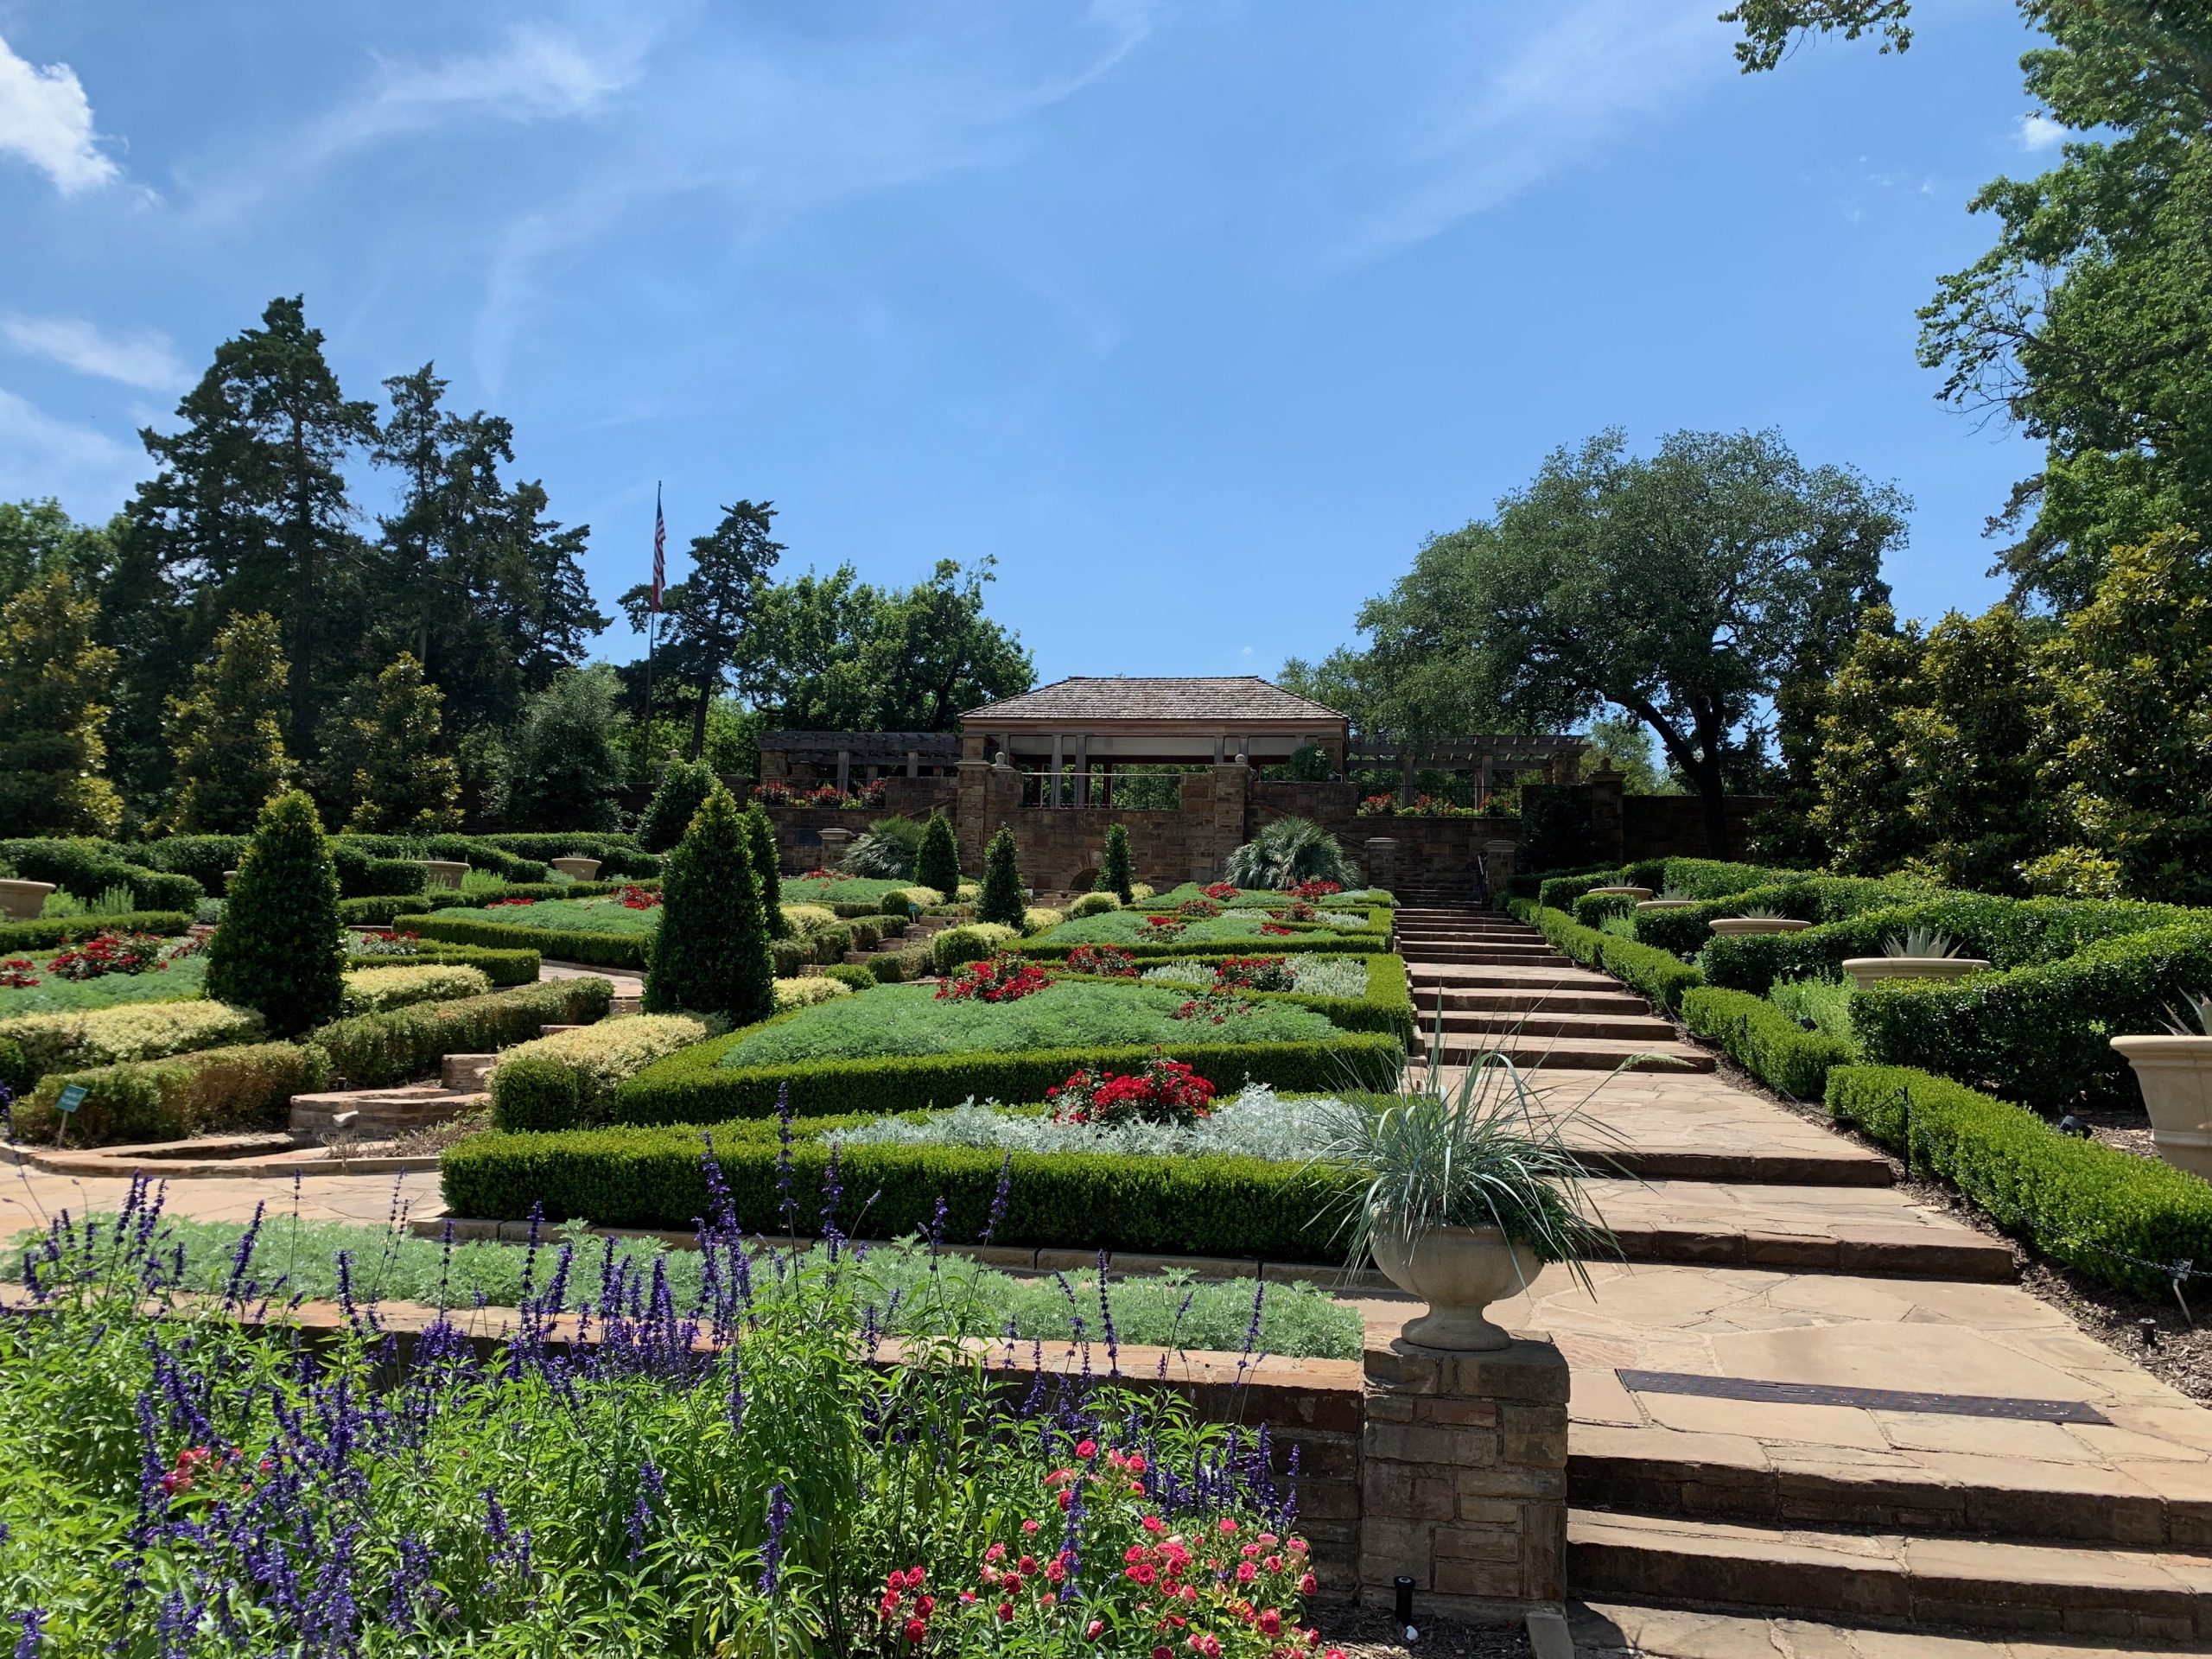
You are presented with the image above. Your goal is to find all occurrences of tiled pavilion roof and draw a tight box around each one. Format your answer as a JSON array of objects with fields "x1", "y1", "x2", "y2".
[{"x1": 964, "y1": 676, "x2": 1345, "y2": 724}]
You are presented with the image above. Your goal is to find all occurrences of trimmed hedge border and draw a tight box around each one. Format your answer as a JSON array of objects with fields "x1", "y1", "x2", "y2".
[
  {"x1": 440, "y1": 1117, "x2": 1362, "y2": 1258},
  {"x1": 16, "y1": 1040, "x2": 329, "y2": 1145},
  {"x1": 1017, "y1": 908, "x2": 1393, "y2": 963},
  {"x1": 1679, "y1": 986, "x2": 1853, "y2": 1101},
  {"x1": 312, "y1": 977, "x2": 614, "y2": 1089},
  {"x1": 1827, "y1": 1065, "x2": 2212, "y2": 1301},
  {"x1": 609, "y1": 1026, "x2": 1408, "y2": 1126},
  {"x1": 344, "y1": 944, "x2": 540, "y2": 988},
  {"x1": 393, "y1": 913, "x2": 651, "y2": 970},
  {"x1": 1056, "y1": 953, "x2": 1414, "y2": 1043},
  {"x1": 1626, "y1": 875, "x2": 1916, "y2": 957},
  {"x1": 0, "y1": 912, "x2": 193, "y2": 953},
  {"x1": 1508, "y1": 900, "x2": 1701, "y2": 1014}
]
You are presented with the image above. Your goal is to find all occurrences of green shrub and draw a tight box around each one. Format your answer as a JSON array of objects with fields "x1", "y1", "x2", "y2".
[
  {"x1": 1068, "y1": 892, "x2": 1118, "y2": 919},
  {"x1": 397, "y1": 914, "x2": 649, "y2": 969},
  {"x1": 869, "y1": 945, "x2": 931, "y2": 985},
  {"x1": 0, "y1": 912, "x2": 192, "y2": 956},
  {"x1": 976, "y1": 827, "x2": 1025, "y2": 928},
  {"x1": 1680, "y1": 986, "x2": 1854, "y2": 1099},
  {"x1": 123, "y1": 835, "x2": 247, "y2": 891},
  {"x1": 1096, "y1": 823, "x2": 1135, "y2": 905},
  {"x1": 16, "y1": 1040, "x2": 328, "y2": 1145},
  {"x1": 822, "y1": 963, "x2": 877, "y2": 992},
  {"x1": 0, "y1": 1000, "x2": 264, "y2": 1094},
  {"x1": 0, "y1": 840, "x2": 203, "y2": 912},
  {"x1": 915, "y1": 810, "x2": 961, "y2": 898},
  {"x1": 1536, "y1": 870, "x2": 1625, "y2": 911},
  {"x1": 1827, "y1": 1065, "x2": 2212, "y2": 1300},
  {"x1": 441, "y1": 1122, "x2": 1361, "y2": 1258},
  {"x1": 743, "y1": 801, "x2": 788, "y2": 940},
  {"x1": 1515, "y1": 902, "x2": 1701, "y2": 1014},
  {"x1": 339, "y1": 963, "x2": 493, "y2": 1016},
  {"x1": 931, "y1": 923, "x2": 1019, "y2": 974},
  {"x1": 204, "y1": 791, "x2": 346, "y2": 1037},
  {"x1": 771, "y1": 939, "x2": 808, "y2": 977},
  {"x1": 313, "y1": 978, "x2": 613, "y2": 1089},
  {"x1": 637, "y1": 759, "x2": 717, "y2": 855},
  {"x1": 1571, "y1": 890, "x2": 1639, "y2": 929},
  {"x1": 1850, "y1": 921, "x2": 2212, "y2": 1109},
  {"x1": 807, "y1": 924, "x2": 855, "y2": 964},
  {"x1": 327, "y1": 843, "x2": 429, "y2": 899},
  {"x1": 609, "y1": 1027, "x2": 1407, "y2": 1127},
  {"x1": 1630, "y1": 876, "x2": 1910, "y2": 957},
  {"x1": 489, "y1": 1014, "x2": 709, "y2": 1132},
  {"x1": 471, "y1": 834, "x2": 660, "y2": 879},
  {"x1": 645, "y1": 784, "x2": 776, "y2": 1026},
  {"x1": 343, "y1": 942, "x2": 540, "y2": 987}
]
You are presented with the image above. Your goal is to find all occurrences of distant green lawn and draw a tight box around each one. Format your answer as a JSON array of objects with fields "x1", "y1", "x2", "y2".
[
  {"x1": 429, "y1": 897, "x2": 662, "y2": 937},
  {"x1": 1034, "y1": 909, "x2": 1374, "y2": 947},
  {"x1": 724, "y1": 979, "x2": 1340, "y2": 1066},
  {"x1": 782, "y1": 876, "x2": 920, "y2": 906},
  {"x1": 0, "y1": 953, "x2": 209, "y2": 1020}
]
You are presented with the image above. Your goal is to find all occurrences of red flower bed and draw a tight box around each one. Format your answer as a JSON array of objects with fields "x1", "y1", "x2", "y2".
[
  {"x1": 48, "y1": 931, "x2": 168, "y2": 982},
  {"x1": 1212, "y1": 956, "x2": 1294, "y2": 993},
  {"x1": 750, "y1": 780, "x2": 795, "y2": 807},
  {"x1": 1177, "y1": 899, "x2": 1223, "y2": 918},
  {"x1": 1268, "y1": 900, "x2": 1317, "y2": 922},
  {"x1": 1047, "y1": 1056, "x2": 1214, "y2": 1128},
  {"x1": 0, "y1": 958, "x2": 40, "y2": 988},
  {"x1": 1284, "y1": 880, "x2": 1341, "y2": 899},
  {"x1": 936, "y1": 954, "x2": 1054, "y2": 1003},
  {"x1": 1200, "y1": 882, "x2": 1238, "y2": 900},
  {"x1": 486, "y1": 897, "x2": 537, "y2": 908},
  {"x1": 1065, "y1": 945, "x2": 1139, "y2": 978},
  {"x1": 617, "y1": 885, "x2": 661, "y2": 910},
  {"x1": 1257, "y1": 923, "x2": 1294, "y2": 937},
  {"x1": 1141, "y1": 916, "x2": 1186, "y2": 941},
  {"x1": 1171, "y1": 989, "x2": 1254, "y2": 1026}
]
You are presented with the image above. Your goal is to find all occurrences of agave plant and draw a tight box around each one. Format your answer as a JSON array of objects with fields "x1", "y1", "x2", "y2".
[
  {"x1": 1737, "y1": 906, "x2": 1787, "y2": 922},
  {"x1": 1307, "y1": 1002, "x2": 1620, "y2": 1290},
  {"x1": 2161, "y1": 993, "x2": 2212, "y2": 1037},
  {"x1": 1223, "y1": 816, "x2": 1359, "y2": 890},
  {"x1": 1881, "y1": 925, "x2": 1961, "y2": 959}
]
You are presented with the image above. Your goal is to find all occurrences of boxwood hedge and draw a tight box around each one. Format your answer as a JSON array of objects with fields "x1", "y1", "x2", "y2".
[
  {"x1": 312, "y1": 977, "x2": 613, "y2": 1089},
  {"x1": 343, "y1": 943, "x2": 540, "y2": 987},
  {"x1": 396, "y1": 912, "x2": 651, "y2": 969},
  {"x1": 1625, "y1": 875, "x2": 1920, "y2": 957},
  {"x1": 1827, "y1": 1065, "x2": 2212, "y2": 1300},
  {"x1": 1016, "y1": 907, "x2": 1392, "y2": 963},
  {"x1": 1055, "y1": 953, "x2": 1414, "y2": 1043},
  {"x1": 1508, "y1": 900, "x2": 1701, "y2": 1014},
  {"x1": 0, "y1": 912, "x2": 194, "y2": 954},
  {"x1": 1680, "y1": 985, "x2": 1854, "y2": 1100},
  {"x1": 440, "y1": 1117, "x2": 1363, "y2": 1260}
]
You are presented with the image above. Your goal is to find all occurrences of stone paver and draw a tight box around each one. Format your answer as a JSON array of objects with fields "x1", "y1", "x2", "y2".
[
  {"x1": 1573, "y1": 1595, "x2": 2202, "y2": 1656},
  {"x1": 2, "y1": 1160, "x2": 446, "y2": 1236},
  {"x1": 1577, "y1": 1179, "x2": 2015, "y2": 1280}
]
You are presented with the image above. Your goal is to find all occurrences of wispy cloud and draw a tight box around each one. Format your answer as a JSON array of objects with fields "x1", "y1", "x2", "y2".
[
  {"x1": 0, "y1": 30, "x2": 119, "y2": 194},
  {"x1": 0, "y1": 386, "x2": 137, "y2": 509},
  {"x1": 1331, "y1": 0, "x2": 1720, "y2": 267},
  {"x1": 2019, "y1": 112, "x2": 2065, "y2": 151},
  {"x1": 2, "y1": 314, "x2": 187, "y2": 392}
]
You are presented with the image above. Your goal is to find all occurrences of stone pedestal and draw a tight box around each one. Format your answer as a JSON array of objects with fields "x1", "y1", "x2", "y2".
[
  {"x1": 1362, "y1": 837, "x2": 1399, "y2": 893},
  {"x1": 815, "y1": 827, "x2": 854, "y2": 868},
  {"x1": 418, "y1": 860, "x2": 468, "y2": 891},
  {"x1": 1482, "y1": 839, "x2": 1517, "y2": 908},
  {"x1": 1360, "y1": 1337, "x2": 1568, "y2": 1623}
]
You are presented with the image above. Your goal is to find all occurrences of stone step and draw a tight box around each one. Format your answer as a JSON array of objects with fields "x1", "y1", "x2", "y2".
[
  {"x1": 609, "y1": 993, "x2": 641, "y2": 1017},
  {"x1": 1579, "y1": 1179, "x2": 2017, "y2": 1281},
  {"x1": 1414, "y1": 988, "x2": 1652, "y2": 1014},
  {"x1": 1564, "y1": 1511, "x2": 2212, "y2": 1643},
  {"x1": 1408, "y1": 966, "x2": 1621, "y2": 992},
  {"x1": 1570, "y1": 1599, "x2": 2196, "y2": 1659},
  {"x1": 1423, "y1": 1036, "x2": 1715, "y2": 1071},
  {"x1": 1428, "y1": 1011, "x2": 1680, "y2": 1041},
  {"x1": 1571, "y1": 1421, "x2": 2202, "y2": 1549},
  {"x1": 289, "y1": 1087, "x2": 487, "y2": 1136},
  {"x1": 1399, "y1": 946, "x2": 1570, "y2": 966},
  {"x1": 1393, "y1": 925, "x2": 1543, "y2": 940},
  {"x1": 440, "y1": 1052, "x2": 495, "y2": 1090}
]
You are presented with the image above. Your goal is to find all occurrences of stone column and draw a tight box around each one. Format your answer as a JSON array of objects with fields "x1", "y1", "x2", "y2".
[
  {"x1": 836, "y1": 750, "x2": 852, "y2": 795},
  {"x1": 1208, "y1": 763, "x2": 1250, "y2": 875},
  {"x1": 1482, "y1": 837, "x2": 1519, "y2": 909},
  {"x1": 1586, "y1": 763, "x2": 1625, "y2": 863},
  {"x1": 816, "y1": 826, "x2": 853, "y2": 868},
  {"x1": 1360, "y1": 1337, "x2": 1568, "y2": 1623},
  {"x1": 955, "y1": 760, "x2": 992, "y2": 873},
  {"x1": 1073, "y1": 734, "x2": 1089, "y2": 807},
  {"x1": 1362, "y1": 837, "x2": 1399, "y2": 896}
]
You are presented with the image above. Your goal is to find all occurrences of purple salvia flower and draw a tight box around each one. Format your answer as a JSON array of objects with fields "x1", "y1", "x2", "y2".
[
  {"x1": 11, "y1": 1610, "x2": 41, "y2": 1659},
  {"x1": 773, "y1": 1084, "x2": 797, "y2": 1236},
  {"x1": 758, "y1": 1483, "x2": 792, "y2": 1593},
  {"x1": 982, "y1": 1153, "x2": 1012, "y2": 1244}
]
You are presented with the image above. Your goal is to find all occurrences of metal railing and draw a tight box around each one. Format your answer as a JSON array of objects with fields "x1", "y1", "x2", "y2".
[{"x1": 1017, "y1": 772, "x2": 1194, "y2": 810}]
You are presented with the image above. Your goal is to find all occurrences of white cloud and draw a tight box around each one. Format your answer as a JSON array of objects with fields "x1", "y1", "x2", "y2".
[
  {"x1": 0, "y1": 30, "x2": 118, "y2": 194},
  {"x1": 1332, "y1": 0, "x2": 1721, "y2": 267},
  {"x1": 2019, "y1": 112, "x2": 2066, "y2": 151},
  {"x1": 2, "y1": 314, "x2": 186, "y2": 392},
  {"x1": 0, "y1": 387, "x2": 137, "y2": 511}
]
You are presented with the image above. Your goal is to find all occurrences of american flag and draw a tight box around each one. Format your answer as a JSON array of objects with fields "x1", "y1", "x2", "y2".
[{"x1": 652, "y1": 485, "x2": 665, "y2": 613}]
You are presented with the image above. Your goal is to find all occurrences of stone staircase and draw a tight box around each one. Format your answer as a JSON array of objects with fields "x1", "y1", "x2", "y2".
[
  {"x1": 1393, "y1": 907, "x2": 1712, "y2": 1071},
  {"x1": 287, "y1": 1052, "x2": 493, "y2": 1141},
  {"x1": 1385, "y1": 906, "x2": 2212, "y2": 1648}
]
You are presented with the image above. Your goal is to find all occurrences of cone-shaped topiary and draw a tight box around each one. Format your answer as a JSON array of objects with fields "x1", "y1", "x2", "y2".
[
  {"x1": 744, "y1": 800, "x2": 789, "y2": 938},
  {"x1": 1095, "y1": 822, "x2": 1135, "y2": 904},
  {"x1": 976, "y1": 825, "x2": 1027, "y2": 927},
  {"x1": 915, "y1": 810, "x2": 961, "y2": 898},
  {"x1": 646, "y1": 784, "x2": 776, "y2": 1024},
  {"x1": 205, "y1": 790, "x2": 346, "y2": 1037},
  {"x1": 638, "y1": 758, "x2": 717, "y2": 854}
]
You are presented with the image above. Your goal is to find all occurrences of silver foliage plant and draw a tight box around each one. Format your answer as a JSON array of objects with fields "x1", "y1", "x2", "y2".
[{"x1": 828, "y1": 1084, "x2": 1338, "y2": 1163}]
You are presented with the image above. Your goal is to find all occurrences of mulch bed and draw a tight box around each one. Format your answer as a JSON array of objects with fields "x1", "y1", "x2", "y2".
[{"x1": 1308, "y1": 1605, "x2": 1529, "y2": 1659}]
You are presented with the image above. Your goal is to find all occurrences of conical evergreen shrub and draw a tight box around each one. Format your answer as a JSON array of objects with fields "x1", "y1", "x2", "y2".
[
  {"x1": 744, "y1": 800, "x2": 789, "y2": 938},
  {"x1": 976, "y1": 826, "x2": 1027, "y2": 927},
  {"x1": 1095, "y1": 822, "x2": 1135, "y2": 904},
  {"x1": 638, "y1": 759, "x2": 717, "y2": 854},
  {"x1": 915, "y1": 810, "x2": 961, "y2": 898},
  {"x1": 646, "y1": 784, "x2": 775, "y2": 1023},
  {"x1": 205, "y1": 790, "x2": 346, "y2": 1037}
]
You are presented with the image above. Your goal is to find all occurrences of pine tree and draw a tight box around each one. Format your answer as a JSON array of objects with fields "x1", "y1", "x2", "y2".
[
  {"x1": 206, "y1": 790, "x2": 345, "y2": 1036},
  {"x1": 346, "y1": 654, "x2": 461, "y2": 832},
  {"x1": 977, "y1": 826, "x2": 1026, "y2": 927},
  {"x1": 645, "y1": 784, "x2": 775, "y2": 1024},
  {"x1": 744, "y1": 800, "x2": 789, "y2": 938},
  {"x1": 0, "y1": 572, "x2": 122, "y2": 836},
  {"x1": 619, "y1": 500, "x2": 785, "y2": 760},
  {"x1": 915, "y1": 810, "x2": 962, "y2": 898},
  {"x1": 164, "y1": 613, "x2": 299, "y2": 834},
  {"x1": 639, "y1": 759, "x2": 716, "y2": 853},
  {"x1": 1094, "y1": 822, "x2": 1134, "y2": 904},
  {"x1": 505, "y1": 666, "x2": 624, "y2": 830}
]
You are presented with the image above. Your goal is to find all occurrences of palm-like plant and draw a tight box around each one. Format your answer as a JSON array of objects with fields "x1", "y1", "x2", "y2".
[
  {"x1": 1881, "y1": 925, "x2": 1962, "y2": 958},
  {"x1": 1223, "y1": 817, "x2": 1358, "y2": 890}
]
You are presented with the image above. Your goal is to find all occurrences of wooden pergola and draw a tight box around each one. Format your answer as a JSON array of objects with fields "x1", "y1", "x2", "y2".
[{"x1": 1348, "y1": 732, "x2": 1586, "y2": 806}]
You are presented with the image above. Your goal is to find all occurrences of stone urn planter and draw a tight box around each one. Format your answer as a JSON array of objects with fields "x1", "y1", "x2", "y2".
[
  {"x1": 0, "y1": 879, "x2": 55, "y2": 921},
  {"x1": 1586, "y1": 885, "x2": 1651, "y2": 901},
  {"x1": 222, "y1": 869, "x2": 238, "y2": 890},
  {"x1": 1370, "y1": 1224, "x2": 1541, "y2": 1351},
  {"x1": 1841, "y1": 956, "x2": 1990, "y2": 990},
  {"x1": 2110, "y1": 1036, "x2": 2212, "y2": 1181},
  {"x1": 1634, "y1": 898, "x2": 1697, "y2": 913},
  {"x1": 418, "y1": 859, "x2": 469, "y2": 891},
  {"x1": 549, "y1": 856, "x2": 601, "y2": 881},
  {"x1": 1710, "y1": 916, "x2": 1814, "y2": 938}
]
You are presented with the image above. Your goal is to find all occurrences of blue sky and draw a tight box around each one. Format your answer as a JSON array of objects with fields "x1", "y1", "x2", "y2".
[{"x1": 0, "y1": 1, "x2": 2056, "y2": 683}]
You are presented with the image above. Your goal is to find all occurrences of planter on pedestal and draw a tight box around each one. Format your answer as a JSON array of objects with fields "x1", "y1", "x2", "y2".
[
  {"x1": 418, "y1": 860, "x2": 469, "y2": 891},
  {"x1": 1841, "y1": 956, "x2": 1990, "y2": 990},
  {"x1": 1634, "y1": 898, "x2": 1696, "y2": 914},
  {"x1": 1370, "y1": 1224, "x2": 1541, "y2": 1352},
  {"x1": 1710, "y1": 916, "x2": 1813, "y2": 938},
  {"x1": 550, "y1": 856, "x2": 601, "y2": 881},
  {"x1": 0, "y1": 880, "x2": 55, "y2": 921},
  {"x1": 2111, "y1": 1036, "x2": 2212, "y2": 1181},
  {"x1": 1585, "y1": 885, "x2": 1651, "y2": 901}
]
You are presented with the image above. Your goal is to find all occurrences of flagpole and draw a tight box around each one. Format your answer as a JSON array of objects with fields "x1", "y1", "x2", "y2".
[{"x1": 645, "y1": 480, "x2": 661, "y2": 774}]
